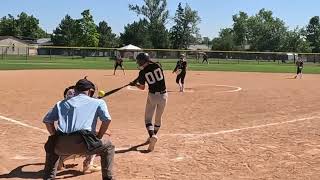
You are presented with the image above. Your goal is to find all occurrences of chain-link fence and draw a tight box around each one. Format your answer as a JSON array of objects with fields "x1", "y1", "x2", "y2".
[{"x1": 1, "y1": 45, "x2": 320, "y2": 64}]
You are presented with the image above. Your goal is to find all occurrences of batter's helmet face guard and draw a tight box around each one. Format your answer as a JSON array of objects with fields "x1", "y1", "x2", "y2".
[
  {"x1": 74, "y1": 77, "x2": 96, "y2": 97},
  {"x1": 136, "y1": 53, "x2": 150, "y2": 70}
]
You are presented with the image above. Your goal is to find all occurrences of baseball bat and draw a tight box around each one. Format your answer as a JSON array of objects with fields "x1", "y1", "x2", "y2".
[{"x1": 98, "y1": 83, "x2": 130, "y2": 99}]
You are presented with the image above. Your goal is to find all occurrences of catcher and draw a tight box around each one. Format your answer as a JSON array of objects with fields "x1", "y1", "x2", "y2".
[
  {"x1": 43, "y1": 78, "x2": 114, "y2": 180},
  {"x1": 57, "y1": 86, "x2": 102, "y2": 174},
  {"x1": 173, "y1": 54, "x2": 188, "y2": 92}
]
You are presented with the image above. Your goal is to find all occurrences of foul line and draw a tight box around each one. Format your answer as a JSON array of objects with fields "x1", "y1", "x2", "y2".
[
  {"x1": 0, "y1": 115, "x2": 48, "y2": 134},
  {"x1": 0, "y1": 114, "x2": 138, "y2": 151},
  {"x1": 163, "y1": 116, "x2": 320, "y2": 138},
  {"x1": 1, "y1": 113, "x2": 319, "y2": 148}
]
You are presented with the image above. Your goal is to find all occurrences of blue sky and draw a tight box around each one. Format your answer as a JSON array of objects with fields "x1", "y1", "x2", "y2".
[{"x1": 0, "y1": 0, "x2": 319, "y2": 38}]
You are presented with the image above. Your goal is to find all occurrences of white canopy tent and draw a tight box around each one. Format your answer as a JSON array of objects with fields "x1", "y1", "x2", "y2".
[
  {"x1": 118, "y1": 44, "x2": 142, "y2": 59},
  {"x1": 118, "y1": 44, "x2": 142, "y2": 51}
]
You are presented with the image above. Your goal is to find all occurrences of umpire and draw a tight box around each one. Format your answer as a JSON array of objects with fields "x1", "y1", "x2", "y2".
[{"x1": 43, "y1": 78, "x2": 115, "y2": 180}]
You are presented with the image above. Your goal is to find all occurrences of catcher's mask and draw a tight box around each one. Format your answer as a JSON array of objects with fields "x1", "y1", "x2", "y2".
[
  {"x1": 63, "y1": 85, "x2": 75, "y2": 99},
  {"x1": 136, "y1": 53, "x2": 150, "y2": 70},
  {"x1": 74, "y1": 77, "x2": 96, "y2": 97}
]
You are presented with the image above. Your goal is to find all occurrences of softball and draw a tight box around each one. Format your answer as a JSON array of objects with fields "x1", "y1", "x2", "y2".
[{"x1": 98, "y1": 90, "x2": 105, "y2": 97}]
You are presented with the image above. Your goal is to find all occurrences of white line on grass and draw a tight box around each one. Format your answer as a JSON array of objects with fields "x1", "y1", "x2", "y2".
[{"x1": 163, "y1": 116, "x2": 320, "y2": 138}]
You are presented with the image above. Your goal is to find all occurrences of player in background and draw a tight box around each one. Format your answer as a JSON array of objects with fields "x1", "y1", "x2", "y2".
[
  {"x1": 173, "y1": 54, "x2": 188, "y2": 92},
  {"x1": 129, "y1": 53, "x2": 168, "y2": 152},
  {"x1": 202, "y1": 53, "x2": 209, "y2": 64},
  {"x1": 294, "y1": 57, "x2": 304, "y2": 79},
  {"x1": 113, "y1": 55, "x2": 125, "y2": 75}
]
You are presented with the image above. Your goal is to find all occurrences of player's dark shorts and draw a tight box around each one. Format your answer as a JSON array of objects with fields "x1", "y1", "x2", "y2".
[
  {"x1": 114, "y1": 63, "x2": 123, "y2": 70},
  {"x1": 202, "y1": 58, "x2": 208, "y2": 63},
  {"x1": 296, "y1": 67, "x2": 303, "y2": 74},
  {"x1": 176, "y1": 71, "x2": 186, "y2": 84}
]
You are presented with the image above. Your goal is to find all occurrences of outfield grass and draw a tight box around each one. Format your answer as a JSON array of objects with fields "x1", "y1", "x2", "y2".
[{"x1": 0, "y1": 58, "x2": 320, "y2": 74}]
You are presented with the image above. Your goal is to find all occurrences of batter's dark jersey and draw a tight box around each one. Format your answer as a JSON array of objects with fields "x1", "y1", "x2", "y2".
[{"x1": 138, "y1": 63, "x2": 166, "y2": 93}]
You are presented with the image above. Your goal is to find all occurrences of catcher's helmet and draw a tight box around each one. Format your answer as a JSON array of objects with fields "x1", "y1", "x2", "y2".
[
  {"x1": 136, "y1": 53, "x2": 150, "y2": 67},
  {"x1": 74, "y1": 76, "x2": 96, "y2": 97}
]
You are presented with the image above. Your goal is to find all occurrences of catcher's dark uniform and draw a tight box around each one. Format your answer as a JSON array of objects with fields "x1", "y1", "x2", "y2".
[
  {"x1": 174, "y1": 60, "x2": 187, "y2": 85},
  {"x1": 137, "y1": 62, "x2": 168, "y2": 137}
]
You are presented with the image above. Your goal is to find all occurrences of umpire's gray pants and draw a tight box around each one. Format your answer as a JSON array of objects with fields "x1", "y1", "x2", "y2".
[
  {"x1": 43, "y1": 135, "x2": 114, "y2": 180},
  {"x1": 145, "y1": 92, "x2": 168, "y2": 132}
]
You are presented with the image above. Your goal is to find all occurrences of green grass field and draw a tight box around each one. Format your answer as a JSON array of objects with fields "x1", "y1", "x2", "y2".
[{"x1": 0, "y1": 57, "x2": 320, "y2": 74}]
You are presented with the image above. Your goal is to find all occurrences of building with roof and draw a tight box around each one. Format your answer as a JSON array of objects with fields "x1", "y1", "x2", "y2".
[{"x1": 0, "y1": 36, "x2": 37, "y2": 55}]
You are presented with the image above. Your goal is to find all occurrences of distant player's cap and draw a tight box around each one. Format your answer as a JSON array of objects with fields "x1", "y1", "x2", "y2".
[{"x1": 75, "y1": 77, "x2": 95, "y2": 92}]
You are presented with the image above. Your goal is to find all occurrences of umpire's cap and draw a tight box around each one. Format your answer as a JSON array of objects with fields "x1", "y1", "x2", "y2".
[
  {"x1": 136, "y1": 52, "x2": 150, "y2": 66},
  {"x1": 75, "y1": 77, "x2": 95, "y2": 92}
]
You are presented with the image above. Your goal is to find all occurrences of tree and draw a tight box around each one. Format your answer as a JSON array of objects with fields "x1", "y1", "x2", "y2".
[
  {"x1": 78, "y1": 10, "x2": 99, "y2": 47},
  {"x1": 246, "y1": 9, "x2": 287, "y2": 51},
  {"x1": 149, "y1": 22, "x2": 170, "y2": 48},
  {"x1": 129, "y1": 0, "x2": 169, "y2": 24},
  {"x1": 202, "y1": 37, "x2": 211, "y2": 45},
  {"x1": 0, "y1": 14, "x2": 18, "y2": 36},
  {"x1": 170, "y1": 3, "x2": 184, "y2": 49},
  {"x1": 129, "y1": 0, "x2": 170, "y2": 48},
  {"x1": 0, "y1": 12, "x2": 46, "y2": 38},
  {"x1": 282, "y1": 28, "x2": 311, "y2": 53},
  {"x1": 120, "y1": 19, "x2": 152, "y2": 48},
  {"x1": 232, "y1": 11, "x2": 248, "y2": 49},
  {"x1": 211, "y1": 28, "x2": 235, "y2": 51},
  {"x1": 97, "y1": 21, "x2": 118, "y2": 47},
  {"x1": 184, "y1": 4, "x2": 201, "y2": 46},
  {"x1": 170, "y1": 3, "x2": 201, "y2": 49},
  {"x1": 51, "y1": 15, "x2": 79, "y2": 46},
  {"x1": 16, "y1": 12, "x2": 42, "y2": 38},
  {"x1": 306, "y1": 16, "x2": 320, "y2": 52}
]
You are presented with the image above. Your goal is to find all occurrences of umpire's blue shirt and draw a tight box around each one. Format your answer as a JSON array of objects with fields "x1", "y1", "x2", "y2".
[{"x1": 43, "y1": 94, "x2": 111, "y2": 133}]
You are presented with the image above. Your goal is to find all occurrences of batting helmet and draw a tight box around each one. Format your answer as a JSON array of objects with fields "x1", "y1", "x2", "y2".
[{"x1": 136, "y1": 53, "x2": 150, "y2": 67}]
